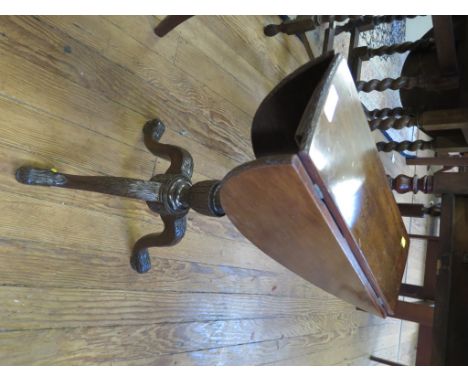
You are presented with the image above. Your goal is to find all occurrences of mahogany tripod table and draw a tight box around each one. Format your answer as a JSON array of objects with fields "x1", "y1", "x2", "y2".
[{"x1": 15, "y1": 54, "x2": 408, "y2": 317}]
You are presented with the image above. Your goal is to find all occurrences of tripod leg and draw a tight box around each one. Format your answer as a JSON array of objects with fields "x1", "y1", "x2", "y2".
[
  {"x1": 143, "y1": 119, "x2": 194, "y2": 178},
  {"x1": 131, "y1": 214, "x2": 187, "y2": 273},
  {"x1": 15, "y1": 167, "x2": 162, "y2": 202}
]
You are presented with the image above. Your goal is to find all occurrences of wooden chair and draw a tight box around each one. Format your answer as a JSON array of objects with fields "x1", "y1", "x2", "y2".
[
  {"x1": 15, "y1": 54, "x2": 410, "y2": 317},
  {"x1": 370, "y1": 194, "x2": 468, "y2": 365},
  {"x1": 265, "y1": 16, "x2": 467, "y2": 157},
  {"x1": 154, "y1": 16, "x2": 466, "y2": 157},
  {"x1": 264, "y1": 15, "x2": 419, "y2": 80}
]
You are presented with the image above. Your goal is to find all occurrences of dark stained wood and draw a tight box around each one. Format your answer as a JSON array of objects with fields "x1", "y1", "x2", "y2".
[
  {"x1": 348, "y1": 27, "x2": 362, "y2": 80},
  {"x1": 220, "y1": 155, "x2": 383, "y2": 316},
  {"x1": 441, "y1": 195, "x2": 468, "y2": 365},
  {"x1": 433, "y1": 172, "x2": 468, "y2": 194},
  {"x1": 0, "y1": 15, "x2": 415, "y2": 365},
  {"x1": 0, "y1": 310, "x2": 373, "y2": 365},
  {"x1": 409, "y1": 234, "x2": 439, "y2": 241},
  {"x1": 416, "y1": 324, "x2": 433, "y2": 366},
  {"x1": 0, "y1": 16, "x2": 252, "y2": 165},
  {"x1": 265, "y1": 319, "x2": 405, "y2": 366},
  {"x1": 432, "y1": 16, "x2": 458, "y2": 76},
  {"x1": 406, "y1": 156, "x2": 468, "y2": 166},
  {"x1": 154, "y1": 16, "x2": 193, "y2": 37},
  {"x1": 390, "y1": 301, "x2": 434, "y2": 327},
  {"x1": 322, "y1": 20, "x2": 336, "y2": 55},
  {"x1": 399, "y1": 284, "x2": 426, "y2": 299},
  {"x1": 422, "y1": 239, "x2": 439, "y2": 300},
  {"x1": 421, "y1": 108, "x2": 468, "y2": 132},
  {"x1": 369, "y1": 355, "x2": 405, "y2": 366},
  {"x1": 431, "y1": 194, "x2": 454, "y2": 365},
  {"x1": 398, "y1": 203, "x2": 440, "y2": 218},
  {"x1": 400, "y1": 16, "x2": 466, "y2": 114},
  {"x1": 296, "y1": 56, "x2": 409, "y2": 314}
]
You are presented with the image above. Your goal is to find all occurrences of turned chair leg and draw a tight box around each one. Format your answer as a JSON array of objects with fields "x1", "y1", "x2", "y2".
[{"x1": 387, "y1": 174, "x2": 434, "y2": 194}]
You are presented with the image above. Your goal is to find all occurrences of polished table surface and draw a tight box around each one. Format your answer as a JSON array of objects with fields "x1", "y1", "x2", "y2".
[{"x1": 220, "y1": 55, "x2": 409, "y2": 317}]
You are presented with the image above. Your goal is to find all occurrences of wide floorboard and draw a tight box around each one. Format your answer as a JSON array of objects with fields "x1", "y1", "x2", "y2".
[{"x1": 0, "y1": 16, "x2": 427, "y2": 365}]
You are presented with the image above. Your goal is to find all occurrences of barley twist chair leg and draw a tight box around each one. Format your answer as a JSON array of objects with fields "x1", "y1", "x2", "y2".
[
  {"x1": 15, "y1": 119, "x2": 224, "y2": 275},
  {"x1": 154, "y1": 16, "x2": 193, "y2": 37}
]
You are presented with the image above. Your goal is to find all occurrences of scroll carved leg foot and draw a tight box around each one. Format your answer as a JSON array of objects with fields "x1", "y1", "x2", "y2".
[
  {"x1": 130, "y1": 214, "x2": 187, "y2": 273},
  {"x1": 143, "y1": 119, "x2": 194, "y2": 178},
  {"x1": 264, "y1": 23, "x2": 281, "y2": 37}
]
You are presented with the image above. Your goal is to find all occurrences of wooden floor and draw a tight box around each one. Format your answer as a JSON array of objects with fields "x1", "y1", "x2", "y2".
[{"x1": 0, "y1": 16, "x2": 428, "y2": 365}]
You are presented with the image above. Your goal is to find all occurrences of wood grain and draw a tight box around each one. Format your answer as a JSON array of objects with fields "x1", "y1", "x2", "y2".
[
  {"x1": 261, "y1": 319, "x2": 404, "y2": 366},
  {"x1": 0, "y1": 285, "x2": 352, "y2": 331},
  {"x1": 220, "y1": 155, "x2": 383, "y2": 316},
  {"x1": 0, "y1": 16, "x2": 248, "y2": 176},
  {"x1": 294, "y1": 56, "x2": 409, "y2": 314},
  {"x1": 0, "y1": 236, "x2": 323, "y2": 298},
  {"x1": 0, "y1": 310, "x2": 378, "y2": 365},
  {"x1": 0, "y1": 16, "x2": 416, "y2": 365}
]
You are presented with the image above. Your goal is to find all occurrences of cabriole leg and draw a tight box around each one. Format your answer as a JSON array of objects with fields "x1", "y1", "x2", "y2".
[{"x1": 131, "y1": 214, "x2": 187, "y2": 273}]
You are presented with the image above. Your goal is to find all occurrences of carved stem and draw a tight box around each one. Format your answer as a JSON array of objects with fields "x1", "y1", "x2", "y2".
[
  {"x1": 377, "y1": 140, "x2": 435, "y2": 152},
  {"x1": 188, "y1": 180, "x2": 224, "y2": 217}
]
